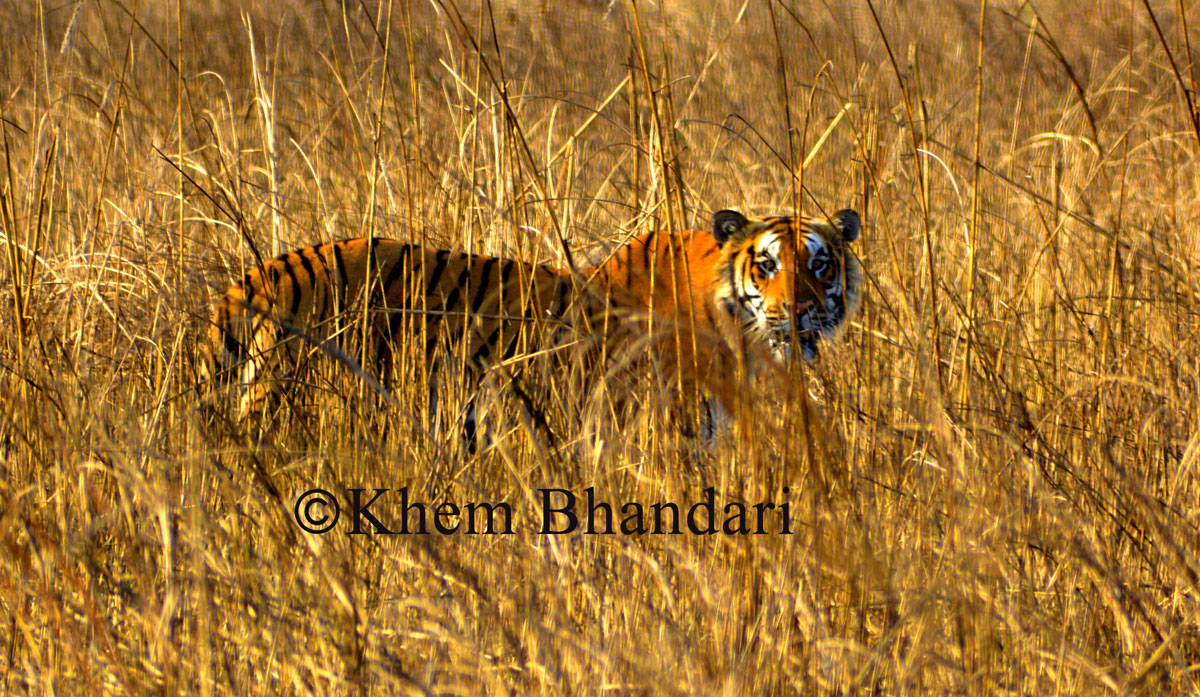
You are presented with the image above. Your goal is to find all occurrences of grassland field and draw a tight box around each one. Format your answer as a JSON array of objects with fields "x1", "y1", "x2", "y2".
[{"x1": 1, "y1": 0, "x2": 1199, "y2": 694}]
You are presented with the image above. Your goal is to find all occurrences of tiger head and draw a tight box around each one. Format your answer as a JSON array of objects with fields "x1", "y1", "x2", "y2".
[{"x1": 712, "y1": 208, "x2": 862, "y2": 361}]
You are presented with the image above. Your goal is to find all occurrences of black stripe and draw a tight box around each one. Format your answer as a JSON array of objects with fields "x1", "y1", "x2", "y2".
[
  {"x1": 423, "y1": 264, "x2": 472, "y2": 357},
  {"x1": 382, "y1": 244, "x2": 415, "y2": 342},
  {"x1": 367, "y1": 237, "x2": 381, "y2": 271},
  {"x1": 282, "y1": 254, "x2": 303, "y2": 316},
  {"x1": 241, "y1": 272, "x2": 257, "y2": 306},
  {"x1": 332, "y1": 242, "x2": 350, "y2": 304},
  {"x1": 296, "y1": 250, "x2": 319, "y2": 319},
  {"x1": 383, "y1": 243, "x2": 412, "y2": 292},
  {"x1": 497, "y1": 259, "x2": 515, "y2": 309},
  {"x1": 440, "y1": 266, "x2": 472, "y2": 320},
  {"x1": 642, "y1": 230, "x2": 657, "y2": 270},
  {"x1": 549, "y1": 278, "x2": 571, "y2": 319},
  {"x1": 501, "y1": 259, "x2": 516, "y2": 284},
  {"x1": 721, "y1": 248, "x2": 738, "y2": 290},
  {"x1": 296, "y1": 249, "x2": 317, "y2": 283},
  {"x1": 426, "y1": 249, "x2": 452, "y2": 294},
  {"x1": 419, "y1": 250, "x2": 454, "y2": 357},
  {"x1": 306, "y1": 247, "x2": 331, "y2": 320},
  {"x1": 364, "y1": 239, "x2": 387, "y2": 313},
  {"x1": 470, "y1": 257, "x2": 497, "y2": 313},
  {"x1": 376, "y1": 243, "x2": 411, "y2": 367}
]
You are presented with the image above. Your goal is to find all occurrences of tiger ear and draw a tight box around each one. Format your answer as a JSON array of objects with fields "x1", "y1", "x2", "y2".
[
  {"x1": 712, "y1": 210, "x2": 748, "y2": 245},
  {"x1": 832, "y1": 209, "x2": 860, "y2": 242}
]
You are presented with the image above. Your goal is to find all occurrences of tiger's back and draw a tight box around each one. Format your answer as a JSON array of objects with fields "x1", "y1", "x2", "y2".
[{"x1": 202, "y1": 238, "x2": 584, "y2": 419}]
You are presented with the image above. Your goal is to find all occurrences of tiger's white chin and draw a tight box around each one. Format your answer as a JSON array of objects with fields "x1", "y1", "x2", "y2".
[
  {"x1": 767, "y1": 332, "x2": 820, "y2": 362},
  {"x1": 763, "y1": 299, "x2": 827, "y2": 360}
]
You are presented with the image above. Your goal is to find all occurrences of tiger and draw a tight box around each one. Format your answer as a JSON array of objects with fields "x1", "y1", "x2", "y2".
[{"x1": 200, "y1": 208, "x2": 862, "y2": 441}]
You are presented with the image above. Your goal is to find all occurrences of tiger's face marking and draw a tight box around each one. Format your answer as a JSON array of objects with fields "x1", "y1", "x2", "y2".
[{"x1": 711, "y1": 209, "x2": 862, "y2": 361}]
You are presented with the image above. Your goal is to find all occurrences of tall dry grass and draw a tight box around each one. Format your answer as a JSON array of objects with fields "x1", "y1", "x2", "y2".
[{"x1": 1, "y1": 0, "x2": 1198, "y2": 694}]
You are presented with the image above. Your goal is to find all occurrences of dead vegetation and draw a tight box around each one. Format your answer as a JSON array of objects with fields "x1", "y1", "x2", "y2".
[{"x1": 1, "y1": 0, "x2": 1198, "y2": 694}]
